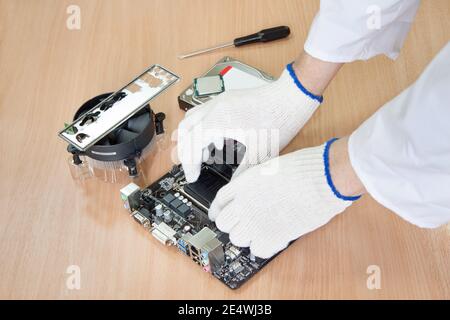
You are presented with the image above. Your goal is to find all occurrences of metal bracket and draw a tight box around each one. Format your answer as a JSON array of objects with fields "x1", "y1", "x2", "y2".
[{"x1": 58, "y1": 64, "x2": 179, "y2": 151}]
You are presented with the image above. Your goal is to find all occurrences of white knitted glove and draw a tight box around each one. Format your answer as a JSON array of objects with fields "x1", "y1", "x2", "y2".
[
  {"x1": 209, "y1": 139, "x2": 361, "y2": 259},
  {"x1": 177, "y1": 64, "x2": 323, "y2": 183}
]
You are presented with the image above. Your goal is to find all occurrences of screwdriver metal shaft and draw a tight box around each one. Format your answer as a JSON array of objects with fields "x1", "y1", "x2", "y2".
[{"x1": 178, "y1": 41, "x2": 234, "y2": 60}]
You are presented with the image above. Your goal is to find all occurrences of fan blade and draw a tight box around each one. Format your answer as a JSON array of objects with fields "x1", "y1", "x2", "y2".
[
  {"x1": 97, "y1": 138, "x2": 111, "y2": 145},
  {"x1": 97, "y1": 132, "x2": 117, "y2": 146},
  {"x1": 127, "y1": 112, "x2": 150, "y2": 133},
  {"x1": 97, "y1": 132, "x2": 116, "y2": 145},
  {"x1": 116, "y1": 129, "x2": 139, "y2": 144}
]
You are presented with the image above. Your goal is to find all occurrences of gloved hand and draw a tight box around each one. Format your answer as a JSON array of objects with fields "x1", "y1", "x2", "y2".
[
  {"x1": 177, "y1": 63, "x2": 323, "y2": 183},
  {"x1": 208, "y1": 139, "x2": 361, "y2": 259}
]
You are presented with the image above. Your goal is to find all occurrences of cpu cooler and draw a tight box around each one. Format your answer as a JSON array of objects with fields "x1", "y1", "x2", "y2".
[{"x1": 67, "y1": 92, "x2": 165, "y2": 183}]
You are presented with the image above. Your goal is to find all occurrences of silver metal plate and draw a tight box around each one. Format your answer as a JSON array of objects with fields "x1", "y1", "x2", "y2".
[{"x1": 59, "y1": 64, "x2": 179, "y2": 151}]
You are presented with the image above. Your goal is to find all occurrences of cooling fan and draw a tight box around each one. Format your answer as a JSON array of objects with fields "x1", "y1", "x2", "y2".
[
  {"x1": 59, "y1": 64, "x2": 179, "y2": 183},
  {"x1": 67, "y1": 92, "x2": 165, "y2": 183}
]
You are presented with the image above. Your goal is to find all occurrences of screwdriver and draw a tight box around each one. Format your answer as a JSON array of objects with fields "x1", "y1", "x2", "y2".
[{"x1": 178, "y1": 26, "x2": 291, "y2": 60}]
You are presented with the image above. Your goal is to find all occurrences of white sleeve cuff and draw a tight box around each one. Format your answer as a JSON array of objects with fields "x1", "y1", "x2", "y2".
[
  {"x1": 304, "y1": 0, "x2": 420, "y2": 63},
  {"x1": 348, "y1": 42, "x2": 450, "y2": 228}
]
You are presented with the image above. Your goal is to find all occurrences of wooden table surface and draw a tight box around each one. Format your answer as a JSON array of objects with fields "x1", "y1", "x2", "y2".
[{"x1": 0, "y1": 0, "x2": 449, "y2": 300}]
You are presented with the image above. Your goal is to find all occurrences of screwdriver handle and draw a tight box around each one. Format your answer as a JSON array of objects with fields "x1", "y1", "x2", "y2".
[{"x1": 233, "y1": 26, "x2": 291, "y2": 47}]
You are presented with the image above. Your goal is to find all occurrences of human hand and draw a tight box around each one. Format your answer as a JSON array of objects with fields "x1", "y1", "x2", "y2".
[
  {"x1": 209, "y1": 137, "x2": 364, "y2": 258},
  {"x1": 177, "y1": 63, "x2": 323, "y2": 183}
]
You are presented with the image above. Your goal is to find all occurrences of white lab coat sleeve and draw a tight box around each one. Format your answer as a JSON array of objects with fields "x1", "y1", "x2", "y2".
[
  {"x1": 348, "y1": 42, "x2": 450, "y2": 228},
  {"x1": 304, "y1": 0, "x2": 420, "y2": 62}
]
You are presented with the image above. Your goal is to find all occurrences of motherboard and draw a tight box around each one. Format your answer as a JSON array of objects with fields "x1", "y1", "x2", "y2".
[{"x1": 120, "y1": 141, "x2": 275, "y2": 289}]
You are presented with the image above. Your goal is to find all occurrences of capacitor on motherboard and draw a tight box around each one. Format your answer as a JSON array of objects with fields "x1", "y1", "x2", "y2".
[
  {"x1": 163, "y1": 210, "x2": 172, "y2": 223},
  {"x1": 155, "y1": 204, "x2": 163, "y2": 217}
]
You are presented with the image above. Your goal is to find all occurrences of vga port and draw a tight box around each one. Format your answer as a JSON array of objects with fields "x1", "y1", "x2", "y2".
[{"x1": 132, "y1": 211, "x2": 150, "y2": 229}]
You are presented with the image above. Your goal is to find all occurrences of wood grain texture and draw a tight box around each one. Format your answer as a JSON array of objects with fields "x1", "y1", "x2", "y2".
[{"x1": 0, "y1": 0, "x2": 448, "y2": 299}]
